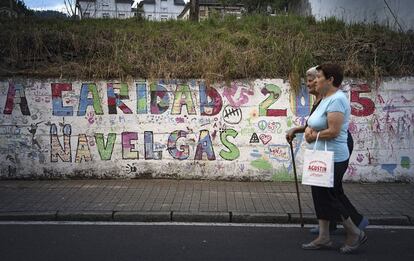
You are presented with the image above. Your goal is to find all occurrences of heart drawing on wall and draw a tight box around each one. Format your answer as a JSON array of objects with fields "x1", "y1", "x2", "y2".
[{"x1": 259, "y1": 134, "x2": 272, "y2": 145}]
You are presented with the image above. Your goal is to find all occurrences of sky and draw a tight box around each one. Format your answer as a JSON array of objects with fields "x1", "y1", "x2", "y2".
[{"x1": 25, "y1": 0, "x2": 68, "y2": 12}]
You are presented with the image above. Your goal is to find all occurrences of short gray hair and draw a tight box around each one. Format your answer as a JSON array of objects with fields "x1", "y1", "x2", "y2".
[{"x1": 306, "y1": 66, "x2": 318, "y2": 78}]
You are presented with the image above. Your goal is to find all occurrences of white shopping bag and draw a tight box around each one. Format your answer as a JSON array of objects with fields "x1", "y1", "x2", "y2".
[{"x1": 301, "y1": 132, "x2": 334, "y2": 188}]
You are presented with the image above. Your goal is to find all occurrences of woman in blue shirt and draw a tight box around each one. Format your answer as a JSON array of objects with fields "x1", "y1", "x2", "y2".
[
  {"x1": 301, "y1": 64, "x2": 367, "y2": 254},
  {"x1": 286, "y1": 67, "x2": 368, "y2": 235}
]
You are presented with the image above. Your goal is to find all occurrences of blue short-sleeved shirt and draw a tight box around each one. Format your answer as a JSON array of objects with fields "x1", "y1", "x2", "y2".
[{"x1": 307, "y1": 90, "x2": 350, "y2": 162}]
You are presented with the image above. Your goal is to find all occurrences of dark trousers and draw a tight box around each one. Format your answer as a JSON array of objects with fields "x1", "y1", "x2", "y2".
[
  {"x1": 311, "y1": 160, "x2": 349, "y2": 221},
  {"x1": 311, "y1": 158, "x2": 363, "y2": 224}
]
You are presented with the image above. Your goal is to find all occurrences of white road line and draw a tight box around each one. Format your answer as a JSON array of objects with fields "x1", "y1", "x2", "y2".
[{"x1": 0, "y1": 221, "x2": 413, "y2": 230}]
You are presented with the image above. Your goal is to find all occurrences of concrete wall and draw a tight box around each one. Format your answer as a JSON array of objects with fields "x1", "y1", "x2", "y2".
[
  {"x1": 297, "y1": 0, "x2": 414, "y2": 31},
  {"x1": 0, "y1": 78, "x2": 413, "y2": 182}
]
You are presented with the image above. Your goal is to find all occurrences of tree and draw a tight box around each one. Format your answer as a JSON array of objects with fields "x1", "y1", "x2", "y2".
[
  {"x1": 64, "y1": 0, "x2": 96, "y2": 19},
  {"x1": 34, "y1": 10, "x2": 68, "y2": 19},
  {"x1": 0, "y1": 0, "x2": 34, "y2": 16},
  {"x1": 63, "y1": 0, "x2": 77, "y2": 18}
]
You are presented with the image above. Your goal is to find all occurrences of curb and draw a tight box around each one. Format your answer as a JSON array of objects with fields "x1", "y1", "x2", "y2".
[
  {"x1": 288, "y1": 213, "x2": 318, "y2": 224},
  {"x1": 231, "y1": 212, "x2": 289, "y2": 223},
  {"x1": 0, "y1": 211, "x2": 412, "y2": 226},
  {"x1": 171, "y1": 212, "x2": 230, "y2": 223},
  {"x1": 113, "y1": 211, "x2": 171, "y2": 222},
  {"x1": 56, "y1": 211, "x2": 113, "y2": 221},
  {"x1": 365, "y1": 215, "x2": 412, "y2": 226},
  {"x1": 0, "y1": 211, "x2": 57, "y2": 221}
]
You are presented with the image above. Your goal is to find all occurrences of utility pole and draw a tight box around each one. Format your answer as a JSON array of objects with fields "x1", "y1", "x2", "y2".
[
  {"x1": 9, "y1": 0, "x2": 14, "y2": 18},
  {"x1": 190, "y1": 0, "x2": 199, "y2": 22}
]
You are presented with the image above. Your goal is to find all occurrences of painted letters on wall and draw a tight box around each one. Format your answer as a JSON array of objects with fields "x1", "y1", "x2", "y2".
[{"x1": 0, "y1": 78, "x2": 413, "y2": 182}]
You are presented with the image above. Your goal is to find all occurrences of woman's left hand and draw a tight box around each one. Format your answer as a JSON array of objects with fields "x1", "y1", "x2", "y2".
[{"x1": 304, "y1": 127, "x2": 317, "y2": 143}]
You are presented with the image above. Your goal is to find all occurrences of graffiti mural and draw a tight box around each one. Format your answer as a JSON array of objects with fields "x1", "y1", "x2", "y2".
[{"x1": 0, "y1": 78, "x2": 413, "y2": 182}]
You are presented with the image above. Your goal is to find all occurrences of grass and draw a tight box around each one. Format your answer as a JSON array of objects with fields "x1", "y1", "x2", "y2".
[
  {"x1": 0, "y1": 15, "x2": 413, "y2": 89},
  {"x1": 272, "y1": 166, "x2": 296, "y2": 182}
]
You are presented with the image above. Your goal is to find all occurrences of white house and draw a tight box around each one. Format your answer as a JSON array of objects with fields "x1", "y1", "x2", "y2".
[
  {"x1": 137, "y1": 0, "x2": 186, "y2": 21},
  {"x1": 76, "y1": 0, "x2": 134, "y2": 19}
]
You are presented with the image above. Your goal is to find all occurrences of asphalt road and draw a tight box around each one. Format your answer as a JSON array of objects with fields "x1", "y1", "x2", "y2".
[{"x1": 0, "y1": 222, "x2": 413, "y2": 261}]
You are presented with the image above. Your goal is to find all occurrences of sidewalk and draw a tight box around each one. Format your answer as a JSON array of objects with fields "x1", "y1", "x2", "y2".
[{"x1": 0, "y1": 179, "x2": 413, "y2": 225}]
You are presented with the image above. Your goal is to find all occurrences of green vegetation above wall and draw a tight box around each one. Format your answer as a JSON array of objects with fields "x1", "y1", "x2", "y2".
[{"x1": 0, "y1": 15, "x2": 413, "y2": 86}]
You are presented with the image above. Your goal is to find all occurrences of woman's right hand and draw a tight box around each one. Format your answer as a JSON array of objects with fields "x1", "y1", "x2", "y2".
[
  {"x1": 304, "y1": 127, "x2": 317, "y2": 143},
  {"x1": 285, "y1": 129, "x2": 296, "y2": 143}
]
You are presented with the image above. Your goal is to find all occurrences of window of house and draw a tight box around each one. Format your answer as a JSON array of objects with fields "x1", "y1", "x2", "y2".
[
  {"x1": 147, "y1": 14, "x2": 152, "y2": 20},
  {"x1": 118, "y1": 13, "x2": 125, "y2": 18},
  {"x1": 103, "y1": 13, "x2": 110, "y2": 18},
  {"x1": 161, "y1": 7, "x2": 167, "y2": 12},
  {"x1": 161, "y1": 15, "x2": 168, "y2": 21}
]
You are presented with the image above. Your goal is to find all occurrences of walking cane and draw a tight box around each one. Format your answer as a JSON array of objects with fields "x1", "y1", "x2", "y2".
[{"x1": 289, "y1": 140, "x2": 304, "y2": 228}]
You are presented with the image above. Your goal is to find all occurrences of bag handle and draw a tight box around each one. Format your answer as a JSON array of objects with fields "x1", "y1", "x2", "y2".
[{"x1": 313, "y1": 132, "x2": 327, "y2": 151}]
